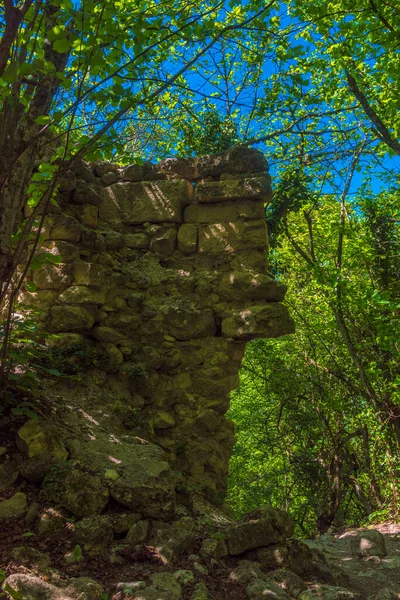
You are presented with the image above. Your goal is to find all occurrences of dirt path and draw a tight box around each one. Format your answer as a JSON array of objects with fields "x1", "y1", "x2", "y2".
[{"x1": 305, "y1": 523, "x2": 400, "y2": 598}]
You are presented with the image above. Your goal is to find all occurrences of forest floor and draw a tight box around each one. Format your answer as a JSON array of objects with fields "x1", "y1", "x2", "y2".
[{"x1": 305, "y1": 522, "x2": 400, "y2": 598}]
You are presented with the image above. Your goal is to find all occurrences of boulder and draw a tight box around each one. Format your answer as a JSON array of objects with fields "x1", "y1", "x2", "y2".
[
  {"x1": 0, "y1": 460, "x2": 19, "y2": 491},
  {"x1": 126, "y1": 232, "x2": 149, "y2": 248},
  {"x1": 303, "y1": 585, "x2": 360, "y2": 599},
  {"x1": 72, "y1": 261, "x2": 104, "y2": 286},
  {"x1": 74, "y1": 515, "x2": 114, "y2": 554},
  {"x1": 126, "y1": 519, "x2": 150, "y2": 544},
  {"x1": 0, "y1": 492, "x2": 27, "y2": 522},
  {"x1": 373, "y1": 589, "x2": 400, "y2": 600},
  {"x1": 267, "y1": 569, "x2": 307, "y2": 598},
  {"x1": 230, "y1": 561, "x2": 268, "y2": 585},
  {"x1": 157, "y1": 156, "x2": 197, "y2": 180},
  {"x1": 48, "y1": 467, "x2": 109, "y2": 517},
  {"x1": 109, "y1": 512, "x2": 142, "y2": 534},
  {"x1": 50, "y1": 215, "x2": 82, "y2": 242},
  {"x1": 174, "y1": 570, "x2": 195, "y2": 585},
  {"x1": 11, "y1": 546, "x2": 51, "y2": 570},
  {"x1": 132, "y1": 573, "x2": 182, "y2": 600},
  {"x1": 3, "y1": 574, "x2": 74, "y2": 600},
  {"x1": 191, "y1": 582, "x2": 209, "y2": 599},
  {"x1": 148, "y1": 517, "x2": 198, "y2": 563},
  {"x1": 69, "y1": 577, "x2": 105, "y2": 600},
  {"x1": 349, "y1": 529, "x2": 387, "y2": 558},
  {"x1": 200, "y1": 537, "x2": 228, "y2": 559},
  {"x1": 80, "y1": 204, "x2": 99, "y2": 227},
  {"x1": 38, "y1": 507, "x2": 69, "y2": 535},
  {"x1": 67, "y1": 435, "x2": 176, "y2": 520},
  {"x1": 17, "y1": 419, "x2": 68, "y2": 481},
  {"x1": 226, "y1": 507, "x2": 294, "y2": 555},
  {"x1": 246, "y1": 579, "x2": 292, "y2": 600}
]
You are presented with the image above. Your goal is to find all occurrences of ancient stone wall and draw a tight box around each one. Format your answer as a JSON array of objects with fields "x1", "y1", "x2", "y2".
[{"x1": 22, "y1": 147, "x2": 293, "y2": 501}]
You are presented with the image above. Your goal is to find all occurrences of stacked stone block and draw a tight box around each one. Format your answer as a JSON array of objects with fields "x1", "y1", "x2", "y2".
[{"x1": 22, "y1": 147, "x2": 294, "y2": 501}]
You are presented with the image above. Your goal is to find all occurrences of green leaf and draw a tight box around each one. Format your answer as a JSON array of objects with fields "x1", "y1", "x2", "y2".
[
  {"x1": 3, "y1": 62, "x2": 19, "y2": 84},
  {"x1": 53, "y1": 38, "x2": 71, "y2": 53}
]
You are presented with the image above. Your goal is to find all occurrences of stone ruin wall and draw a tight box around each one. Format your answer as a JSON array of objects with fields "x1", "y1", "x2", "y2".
[{"x1": 21, "y1": 147, "x2": 294, "y2": 502}]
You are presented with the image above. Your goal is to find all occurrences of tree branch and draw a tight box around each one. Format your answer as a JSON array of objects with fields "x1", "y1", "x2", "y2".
[{"x1": 345, "y1": 70, "x2": 400, "y2": 155}]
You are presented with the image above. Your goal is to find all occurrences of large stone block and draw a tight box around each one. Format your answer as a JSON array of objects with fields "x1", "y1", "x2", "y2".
[
  {"x1": 58, "y1": 285, "x2": 105, "y2": 305},
  {"x1": 72, "y1": 179, "x2": 102, "y2": 206},
  {"x1": 226, "y1": 507, "x2": 294, "y2": 555},
  {"x1": 196, "y1": 176, "x2": 271, "y2": 203},
  {"x1": 157, "y1": 156, "x2": 197, "y2": 180},
  {"x1": 217, "y1": 272, "x2": 286, "y2": 302},
  {"x1": 50, "y1": 215, "x2": 82, "y2": 242},
  {"x1": 198, "y1": 221, "x2": 267, "y2": 253},
  {"x1": 177, "y1": 224, "x2": 198, "y2": 253},
  {"x1": 222, "y1": 304, "x2": 294, "y2": 340},
  {"x1": 50, "y1": 305, "x2": 95, "y2": 332},
  {"x1": 33, "y1": 263, "x2": 73, "y2": 290},
  {"x1": 100, "y1": 180, "x2": 192, "y2": 224},
  {"x1": 73, "y1": 261, "x2": 105, "y2": 286},
  {"x1": 17, "y1": 420, "x2": 68, "y2": 482},
  {"x1": 184, "y1": 199, "x2": 265, "y2": 223},
  {"x1": 163, "y1": 305, "x2": 216, "y2": 341},
  {"x1": 197, "y1": 147, "x2": 268, "y2": 176}
]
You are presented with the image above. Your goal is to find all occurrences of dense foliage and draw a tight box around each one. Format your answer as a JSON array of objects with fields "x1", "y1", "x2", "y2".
[{"x1": 228, "y1": 188, "x2": 399, "y2": 534}]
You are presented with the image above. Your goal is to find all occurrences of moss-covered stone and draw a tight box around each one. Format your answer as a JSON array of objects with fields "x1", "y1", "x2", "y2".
[
  {"x1": 221, "y1": 304, "x2": 294, "y2": 340},
  {"x1": 177, "y1": 224, "x2": 198, "y2": 253},
  {"x1": 153, "y1": 411, "x2": 176, "y2": 429},
  {"x1": 0, "y1": 492, "x2": 27, "y2": 522},
  {"x1": 52, "y1": 468, "x2": 110, "y2": 517},
  {"x1": 58, "y1": 285, "x2": 105, "y2": 305},
  {"x1": 150, "y1": 228, "x2": 177, "y2": 255},
  {"x1": 0, "y1": 460, "x2": 19, "y2": 491},
  {"x1": 73, "y1": 261, "x2": 105, "y2": 286},
  {"x1": 50, "y1": 215, "x2": 82, "y2": 242},
  {"x1": 226, "y1": 507, "x2": 294, "y2": 555},
  {"x1": 148, "y1": 517, "x2": 198, "y2": 563},
  {"x1": 50, "y1": 305, "x2": 95, "y2": 332},
  {"x1": 72, "y1": 179, "x2": 102, "y2": 206},
  {"x1": 33, "y1": 264, "x2": 73, "y2": 290},
  {"x1": 217, "y1": 272, "x2": 286, "y2": 302},
  {"x1": 126, "y1": 232, "x2": 149, "y2": 248},
  {"x1": 79, "y1": 204, "x2": 99, "y2": 228},
  {"x1": 163, "y1": 304, "x2": 216, "y2": 341},
  {"x1": 126, "y1": 519, "x2": 149, "y2": 544},
  {"x1": 17, "y1": 420, "x2": 68, "y2": 482},
  {"x1": 74, "y1": 515, "x2": 114, "y2": 554},
  {"x1": 246, "y1": 579, "x2": 292, "y2": 600}
]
